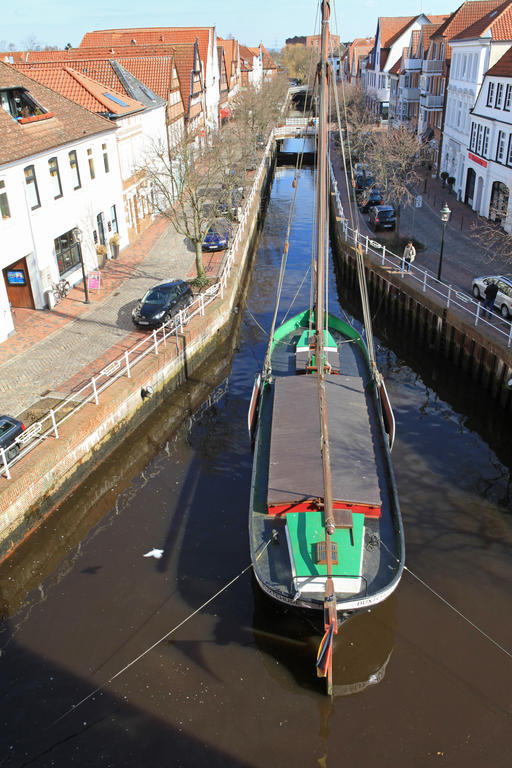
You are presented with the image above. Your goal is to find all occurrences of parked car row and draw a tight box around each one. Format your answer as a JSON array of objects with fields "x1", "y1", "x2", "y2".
[
  {"x1": 355, "y1": 172, "x2": 397, "y2": 232},
  {"x1": 0, "y1": 415, "x2": 25, "y2": 462}
]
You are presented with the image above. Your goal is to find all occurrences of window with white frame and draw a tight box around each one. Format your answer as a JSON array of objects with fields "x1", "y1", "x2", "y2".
[
  {"x1": 87, "y1": 148, "x2": 95, "y2": 179},
  {"x1": 470, "y1": 122, "x2": 476, "y2": 151},
  {"x1": 68, "y1": 150, "x2": 81, "y2": 189},
  {"x1": 462, "y1": 54, "x2": 467, "y2": 78},
  {"x1": 496, "y1": 130, "x2": 506, "y2": 162},
  {"x1": 476, "y1": 124, "x2": 483, "y2": 154},
  {"x1": 24, "y1": 165, "x2": 40, "y2": 209},
  {"x1": 472, "y1": 53, "x2": 478, "y2": 81},
  {"x1": 487, "y1": 81, "x2": 495, "y2": 106},
  {"x1": 0, "y1": 178, "x2": 10, "y2": 219},
  {"x1": 496, "y1": 82, "x2": 504, "y2": 108},
  {"x1": 102, "y1": 143, "x2": 110, "y2": 173},
  {"x1": 48, "y1": 157, "x2": 63, "y2": 199},
  {"x1": 483, "y1": 126, "x2": 489, "y2": 156},
  {"x1": 505, "y1": 84, "x2": 512, "y2": 111},
  {"x1": 507, "y1": 135, "x2": 512, "y2": 166}
]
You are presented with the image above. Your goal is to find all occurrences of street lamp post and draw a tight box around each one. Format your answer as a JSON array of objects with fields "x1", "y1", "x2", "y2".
[
  {"x1": 437, "y1": 202, "x2": 451, "y2": 282},
  {"x1": 73, "y1": 227, "x2": 90, "y2": 304}
]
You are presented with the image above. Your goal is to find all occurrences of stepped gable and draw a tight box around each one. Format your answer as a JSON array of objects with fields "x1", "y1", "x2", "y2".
[{"x1": 0, "y1": 60, "x2": 112, "y2": 165}]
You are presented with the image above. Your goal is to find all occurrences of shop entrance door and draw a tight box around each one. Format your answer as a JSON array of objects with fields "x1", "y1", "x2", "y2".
[{"x1": 3, "y1": 258, "x2": 35, "y2": 308}]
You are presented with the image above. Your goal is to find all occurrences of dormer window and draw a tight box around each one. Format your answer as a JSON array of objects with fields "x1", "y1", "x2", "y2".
[{"x1": 0, "y1": 87, "x2": 49, "y2": 122}]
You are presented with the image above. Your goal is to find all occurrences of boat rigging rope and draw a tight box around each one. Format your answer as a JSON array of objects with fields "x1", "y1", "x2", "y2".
[
  {"x1": 378, "y1": 539, "x2": 512, "y2": 661},
  {"x1": 22, "y1": 541, "x2": 272, "y2": 739}
]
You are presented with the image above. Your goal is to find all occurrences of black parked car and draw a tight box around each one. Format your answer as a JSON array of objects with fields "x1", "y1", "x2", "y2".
[
  {"x1": 359, "y1": 188, "x2": 383, "y2": 212},
  {"x1": 132, "y1": 280, "x2": 193, "y2": 328},
  {"x1": 368, "y1": 204, "x2": 396, "y2": 231},
  {"x1": 355, "y1": 174, "x2": 375, "y2": 196},
  {"x1": 0, "y1": 415, "x2": 25, "y2": 461}
]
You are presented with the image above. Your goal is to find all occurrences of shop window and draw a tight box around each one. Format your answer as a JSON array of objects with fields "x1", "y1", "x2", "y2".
[
  {"x1": 0, "y1": 179, "x2": 10, "y2": 219},
  {"x1": 87, "y1": 148, "x2": 95, "y2": 179},
  {"x1": 54, "y1": 230, "x2": 81, "y2": 275},
  {"x1": 24, "y1": 165, "x2": 40, "y2": 209},
  {"x1": 69, "y1": 150, "x2": 81, "y2": 189},
  {"x1": 48, "y1": 157, "x2": 63, "y2": 199}
]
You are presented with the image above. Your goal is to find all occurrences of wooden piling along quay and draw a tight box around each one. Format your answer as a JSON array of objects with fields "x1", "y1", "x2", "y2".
[{"x1": 328, "y1": 196, "x2": 512, "y2": 415}]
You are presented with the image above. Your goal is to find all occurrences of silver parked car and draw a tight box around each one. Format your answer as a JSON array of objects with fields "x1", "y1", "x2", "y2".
[{"x1": 472, "y1": 275, "x2": 512, "y2": 318}]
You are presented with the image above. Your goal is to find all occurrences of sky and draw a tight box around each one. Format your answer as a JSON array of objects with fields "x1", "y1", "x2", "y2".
[{"x1": 3, "y1": 0, "x2": 458, "y2": 51}]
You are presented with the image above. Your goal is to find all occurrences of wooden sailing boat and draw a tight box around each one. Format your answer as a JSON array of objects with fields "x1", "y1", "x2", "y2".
[{"x1": 248, "y1": 0, "x2": 405, "y2": 692}]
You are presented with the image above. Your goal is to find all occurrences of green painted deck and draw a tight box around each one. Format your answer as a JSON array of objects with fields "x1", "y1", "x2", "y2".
[{"x1": 286, "y1": 510, "x2": 365, "y2": 577}]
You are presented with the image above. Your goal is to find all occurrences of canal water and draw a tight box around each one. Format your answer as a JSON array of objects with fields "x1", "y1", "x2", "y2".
[{"x1": 0, "y1": 160, "x2": 511, "y2": 767}]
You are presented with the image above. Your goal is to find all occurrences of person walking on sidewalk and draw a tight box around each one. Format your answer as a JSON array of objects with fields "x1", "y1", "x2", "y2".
[
  {"x1": 403, "y1": 240, "x2": 416, "y2": 273},
  {"x1": 483, "y1": 280, "x2": 498, "y2": 318}
]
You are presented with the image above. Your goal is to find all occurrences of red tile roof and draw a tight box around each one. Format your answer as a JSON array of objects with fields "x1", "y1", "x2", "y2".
[
  {"x1": 0, "y1": 61, "x2": 113, "y2": 165},
  {"x1": 11, "y1": 62, "x2": 145, "y2": 116},
  {"x1": 79, "y1": 27, "x2": 213, "y2": 74},
  {"x1": 451, "y1": 0, "x2": 512, "y2": 39},
  {"x1": 433, "y1": 0, "x2": 505, "y2": 39},
  {"x1": 379, "y1": 16, "x2": 417, "y2": 47},
  {"x1": 239, "y1": 45, "x2": 255, "y2": 70},
  {"x1": 260, "y1": 43, "x2": 277, "y2": 71}
]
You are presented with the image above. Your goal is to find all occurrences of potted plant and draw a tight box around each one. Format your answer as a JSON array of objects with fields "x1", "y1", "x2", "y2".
[
  {"x1": 96, "y1": 243, "x2": 107, "y2": 267},
  {"x1": 440, "y1": 171, "x2": 449, "y2": 187},
  {"x1": 109, "y1": 233, "x2": 120, "y2": 259},
  {"x1": 447, "y1": 176, "x2": 456, "y2": 193}
]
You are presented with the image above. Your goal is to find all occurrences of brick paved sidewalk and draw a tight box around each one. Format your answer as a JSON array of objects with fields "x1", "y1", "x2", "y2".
[{"x1": 0, "y1": 216, "x2": 196, "y2": 416}]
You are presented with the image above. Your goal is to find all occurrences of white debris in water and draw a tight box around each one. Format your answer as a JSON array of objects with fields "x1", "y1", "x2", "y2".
[{"x1": 143, "y1": 548, "x2": 164, "y2": 559}]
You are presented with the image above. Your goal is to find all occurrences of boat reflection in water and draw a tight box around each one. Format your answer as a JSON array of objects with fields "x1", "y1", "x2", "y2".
[{"x1": 250, "y1": 581, "x2": 396, "y2": 697}]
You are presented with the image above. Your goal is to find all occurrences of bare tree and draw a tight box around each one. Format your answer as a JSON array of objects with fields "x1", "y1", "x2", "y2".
[
  {"x1": 280, "y1": 43, "x2": 316, "y2": 82},
  {"x1": 470, "y1": 208, "x2": 512, "y2": 265},
  {"x1": 144, "y1": 133, "x2": 227, "y2": 284},
  {"x1": 366, "y1": 125, "x2": 424, "y2": 239}
]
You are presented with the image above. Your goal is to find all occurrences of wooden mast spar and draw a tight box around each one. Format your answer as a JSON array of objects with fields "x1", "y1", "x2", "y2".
[{"x1": 314, "y1": 0, "x2": 338, "y2": 695}]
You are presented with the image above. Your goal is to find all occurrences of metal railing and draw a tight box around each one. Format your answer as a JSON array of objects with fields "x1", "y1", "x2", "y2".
[
  {"x1": 0, "y1": 131, "x2": 277, "y2": 481},
  {"x1": 328, "y1": 162, "x2": 512, "y2": 346}
]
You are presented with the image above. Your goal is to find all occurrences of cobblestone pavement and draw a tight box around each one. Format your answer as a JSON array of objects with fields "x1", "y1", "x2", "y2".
[{"x1": 0, "y1": 219, "x2": 196, "y2": 416}]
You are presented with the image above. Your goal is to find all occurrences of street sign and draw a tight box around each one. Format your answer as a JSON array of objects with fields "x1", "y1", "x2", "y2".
[{"x1": 415, "y1": 195, "x2": 423, "y2": 208}]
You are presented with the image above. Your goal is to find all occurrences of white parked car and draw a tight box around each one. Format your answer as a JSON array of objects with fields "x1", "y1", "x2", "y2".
[{"x1": 472, "y1": 275, "x2": 512, "y2": 318}]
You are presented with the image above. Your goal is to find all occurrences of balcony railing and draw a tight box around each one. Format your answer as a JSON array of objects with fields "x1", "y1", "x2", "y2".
[
  {"x1": 405, "y1": 58, "x2": 422, "y2": 71},
  {"x1": 420, "y1": 92, "x2": 444, "y2": 109},
  {"x1": 400, "y1": 87, "x2": 420, "y2": 101},
  {"x1": 422, "y1": 59, "x2": 443, "y2": 73}
]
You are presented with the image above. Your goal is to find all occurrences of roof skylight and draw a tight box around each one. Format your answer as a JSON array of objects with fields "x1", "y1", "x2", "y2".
[{"x1": 103, "y1": 92, "x2": 128, "y2": 107}]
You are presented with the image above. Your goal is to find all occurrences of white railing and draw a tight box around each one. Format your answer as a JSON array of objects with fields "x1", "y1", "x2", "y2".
[
  {"x1": 422, "y1": 59, "x2": 443, "y2": 73},
  {"x1": 328, "y1": 162, "x2": 512, "y2": 346},
  {"x1": 0, "y1": 132, "x2": 276, "y2": 480}
]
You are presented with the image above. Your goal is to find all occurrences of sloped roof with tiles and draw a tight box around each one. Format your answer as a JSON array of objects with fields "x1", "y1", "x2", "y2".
[
  {"x1": 11, "y1": 62, "x2": 146, "y2": 116},
  {"x1": 239, "y1": 45, "x2": 255, "y2": 71},
  {"x1": 433, "y1": 0, "x2": 505, "y2": 39},
  {"x1": 218, "y1": 38, "x2": 239, "y2": 82},
  {"x1": 260, "y1": 43, "x2": 277, "y2": 71},
  {"x1": 451, "y1": 0, "x2": 512, "y2": 39},
  {"x1": 16, "y1": 48, "x2": 189, "y2": 112},
  {"x1": 79, "y1": 28, "x2": 213, "y2": 73},
  {"x1": 349, "y1": 38, "x2": 374, "y2": 71},
  {"x1": 0, "y1": 61, "x2": 113, "y2": 166},
  {"x1": 379, "y1": 16, "x2": 417, "y2": 47}
]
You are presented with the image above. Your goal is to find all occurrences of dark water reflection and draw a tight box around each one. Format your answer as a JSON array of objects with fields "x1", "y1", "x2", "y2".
[{"x1": 0, "y1": 168, "x2": 511, "y2": 767}]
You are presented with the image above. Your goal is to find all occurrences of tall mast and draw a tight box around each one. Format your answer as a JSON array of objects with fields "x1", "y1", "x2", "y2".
[{"x1": 315, "y1": 0, "x2": 330, "y2": 336}]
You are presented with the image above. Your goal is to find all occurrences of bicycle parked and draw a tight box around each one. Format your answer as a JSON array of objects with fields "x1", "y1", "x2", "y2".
[{"x1": 51, "y1": 279, "x2": 70, "y2": 304}]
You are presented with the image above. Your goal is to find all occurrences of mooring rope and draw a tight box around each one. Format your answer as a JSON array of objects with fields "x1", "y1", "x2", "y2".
[{"x1": 379, "y1": 539, "x2": 512, "y2": 660}]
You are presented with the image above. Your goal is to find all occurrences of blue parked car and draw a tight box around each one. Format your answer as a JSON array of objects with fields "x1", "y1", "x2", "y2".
[{"x1": 202, "y1": 225, "x2": 229, "y2": 252}]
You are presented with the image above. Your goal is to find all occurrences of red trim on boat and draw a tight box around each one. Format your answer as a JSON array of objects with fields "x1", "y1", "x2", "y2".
[{"x1": 267, "y1": 500, "x2": 381, "y2": 518}]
